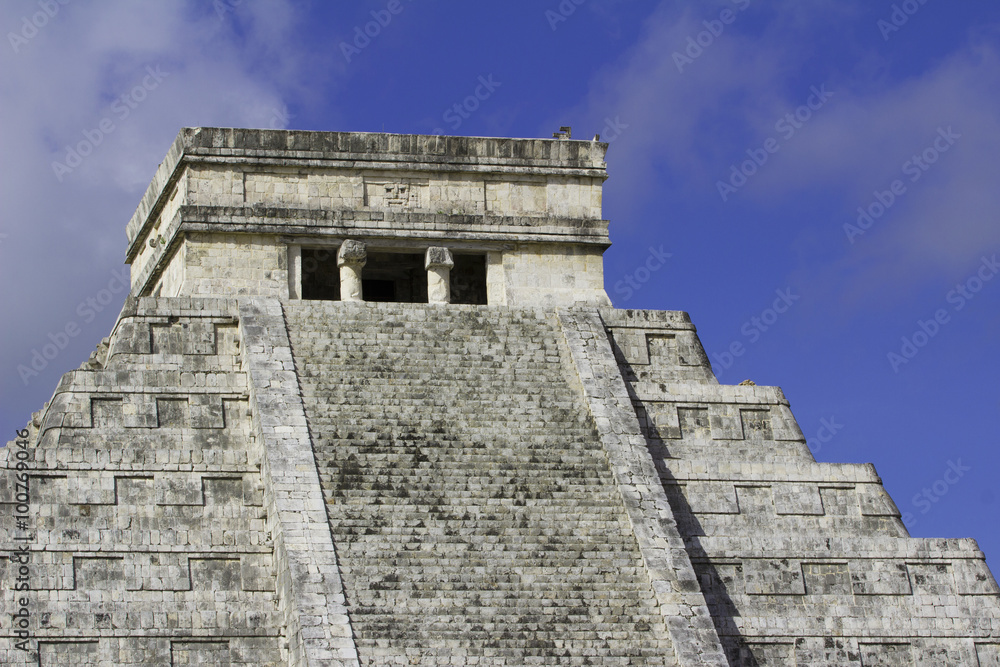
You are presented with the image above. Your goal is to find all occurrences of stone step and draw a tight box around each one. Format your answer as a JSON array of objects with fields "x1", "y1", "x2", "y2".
[{"x1": 283, "y1": 302, "x2": 676, "y2": 663}]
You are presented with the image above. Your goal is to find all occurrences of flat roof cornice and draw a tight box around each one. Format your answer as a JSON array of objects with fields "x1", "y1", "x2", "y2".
[{"x1": 125, "y1": 128, "x2": 610, "y2": 261}]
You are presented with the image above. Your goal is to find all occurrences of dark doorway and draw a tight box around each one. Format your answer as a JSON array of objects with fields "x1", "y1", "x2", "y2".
[
  {"x1": 361, "y1": 279, "x2": 395, "y2": 302},
  {"x1": 362, "y1": 252, "x2": 428, "y2": 303},
  {"x1": 301, "y1": 247, "x2": 341, "y2": 300},
  {"x1": 451, "y1": 254, "x2": 488, "y2": 305}
]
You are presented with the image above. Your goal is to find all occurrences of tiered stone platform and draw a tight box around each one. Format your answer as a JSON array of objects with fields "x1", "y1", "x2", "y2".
[{"x1": 1, "y1": 128, "x2": 996, "y2": 666}]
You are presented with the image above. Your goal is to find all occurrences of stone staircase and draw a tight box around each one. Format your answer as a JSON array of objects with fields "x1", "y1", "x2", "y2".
[{"x1": 284, "y1": 301, "x2": 677, "y2": 666}]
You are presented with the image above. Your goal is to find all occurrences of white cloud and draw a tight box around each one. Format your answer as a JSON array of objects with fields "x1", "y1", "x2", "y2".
[
  {"x1": 569, "y1": 3, "x2": 792, "y2": 215},
  {"x1": 571, "y1": 0, "x2": 1000, "y2": 301},
  {"x1": 775, "y1": 40, "x2": 1000, "y2": 286},
  {"x1": 0, "y1": 0, "x2": 304, "y2": 399}
]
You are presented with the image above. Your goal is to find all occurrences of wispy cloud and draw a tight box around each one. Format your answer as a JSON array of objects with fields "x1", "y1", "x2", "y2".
[
  {"x1": 783, "y1": 40, "x2": 1000, "y2": 294},
  {"x1": 0, "y1": 0, "x2": 305, "y2": 403},
  {"x1": 570, "y1": 0, "x2": 1000, "y2": 305}
]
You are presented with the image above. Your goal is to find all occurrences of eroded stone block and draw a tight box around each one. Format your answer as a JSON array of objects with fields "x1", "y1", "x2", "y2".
[
  {"x1": 743, "y1": 558, "x2": 805, "y2": 595},
  {"x1": 170, "y1": 640, "x2": 230, "y2": 666},
  {"x1": 802, "y1": 562, "x2": 852, "y2": 595},
  {"x1": 850, "y1": 560, "x2": 913, "y2": 596},
  {"x1": 859, "y1": 643, "x2": 912, "y2": 666},
  {"x1": 39, "y1": 641, "x2": 99, "y2": 666}
]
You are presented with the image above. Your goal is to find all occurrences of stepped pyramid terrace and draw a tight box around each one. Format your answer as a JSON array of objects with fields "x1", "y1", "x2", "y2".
[{"x1": 2, "y1": 127, "x2": 998, "y2": 666}]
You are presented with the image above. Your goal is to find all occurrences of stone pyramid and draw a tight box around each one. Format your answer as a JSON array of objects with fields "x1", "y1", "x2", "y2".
[{"x1": 2, "y1": 128, "x2": 997, "y2": 666}]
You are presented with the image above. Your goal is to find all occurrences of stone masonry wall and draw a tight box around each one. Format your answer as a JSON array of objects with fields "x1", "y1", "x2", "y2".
[
  {"x1": 147, "y1": 224, "x2": 611, "y2": 307},
  {"x1": 130, "y1": 171, "x2": 187, "y2": 291},
  {"x1": 12, "y1": 126, "x2": 998, "y2": 665},
  {"x1": 153, "y1": 243, "x2": 186, "y2": 298},
  {"x1": 600, "y1": 308, "x2": 1000, "y2": 666},
  {"x1": 182, "y1": 160, "x2": 602, "y2": 220},
  {"x1": 502, "y1": 243, "x2": 610, "y2": 307},
  {"x1": 4, "y1": 294, "x2": 998, "y2": 666},
  {"x1": 0, "y1": 298, "x2": 287, "y2": 666},
  {"x1": 123, "y1": 129, "x2": 613, "y2": 308},
  {"x1": 161, "y1": 233, "x2": 289, "y2": 299}
]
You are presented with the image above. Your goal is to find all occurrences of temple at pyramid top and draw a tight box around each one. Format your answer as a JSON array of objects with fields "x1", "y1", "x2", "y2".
[
  {"x1": 4, "y1": 126, "x2": 998, "y2": 666},
  {"x1": 126, "y1": 127, "x2": 612, "y2": 307}
]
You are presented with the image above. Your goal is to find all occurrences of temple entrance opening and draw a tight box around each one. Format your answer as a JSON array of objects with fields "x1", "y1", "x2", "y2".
[{"x1": 362, "y1": 252, "x2": 427, "y2": 303}]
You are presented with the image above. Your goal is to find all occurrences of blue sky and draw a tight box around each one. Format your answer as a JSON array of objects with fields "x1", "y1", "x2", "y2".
[{"x1": 1, "y1": 1, "x2": 998, "y2": 569}]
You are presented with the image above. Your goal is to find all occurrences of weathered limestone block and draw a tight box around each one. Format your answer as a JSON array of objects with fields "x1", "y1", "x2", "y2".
[
  {"x1": 603, "y1": 310, "x2": 713, "y2": 374},
  {"x1": 729, "y1": 642, "x2": 794, "y2": 666},
  {"x1": 954, "y1": 558, "x2": 1000, "y2": 595},
  {"x1": 979, "y1": 643, "x2": 1000, "y2": 667},
  {"x1": 742, "y1": 558, "x2": 806, "y2": 595},
  {"x1": 820, "y1": 486, "x2": 861, "y2": 516},
  {"x1": 681, "y1": 481, "x2": 739, "y2": 515},
  {"x1": 772, "y1": 483, "x2": 826, "y2": 516},
  {"x1": 125, "y1": 129, "x2": 612, "y2": 308},
  {"x1": 0, "y1": 296, "x2": 284, "y2": 666},
  {"x1": 38, "y1": 641, "x2": 100, "y2": 665},
  {"x1": 857, "y1": 480, "x2": 903, "y2": 517},
  {"x1": 850, "y1": 560, "x2": 913, "y2": 595},
  {"x1": 170, "y1": 641, "x2": 231, "y2": 666},
  {"x1": 801, "y1": 562, "x2": 853, "y2": 595}
]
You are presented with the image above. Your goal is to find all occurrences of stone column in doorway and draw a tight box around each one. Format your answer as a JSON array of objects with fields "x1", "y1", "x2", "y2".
[
  {"x1": 425, "y1": 247, "x2": 454, "y2": 304},
  {"x1": 338, "y1": 240, "x2": 367, "y2": 302}
]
